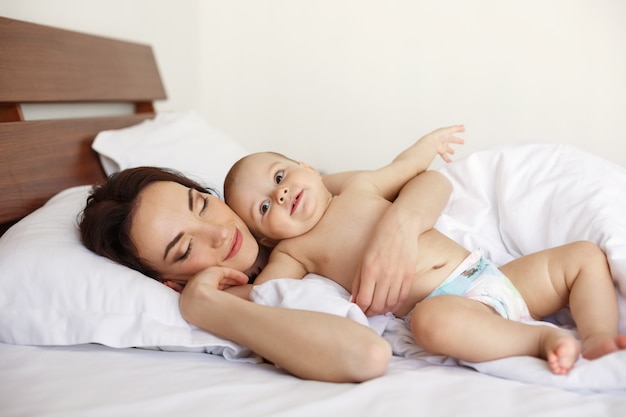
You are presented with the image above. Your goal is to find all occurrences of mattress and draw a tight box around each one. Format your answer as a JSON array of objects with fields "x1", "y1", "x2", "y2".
[{"x1": 1, "y1": 342, "x2": 624, "y2": 417}]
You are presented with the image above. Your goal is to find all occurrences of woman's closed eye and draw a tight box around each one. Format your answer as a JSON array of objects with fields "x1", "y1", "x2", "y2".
[
  {"x1": 178, "y1": 193, "x2": 208, "y2": 262},
  {"x1": 199, "y1": 195, "x2": 209, "y2": 216},
  {"x1": 179, "y1": 240, "x2": 192, "y2": 261}
]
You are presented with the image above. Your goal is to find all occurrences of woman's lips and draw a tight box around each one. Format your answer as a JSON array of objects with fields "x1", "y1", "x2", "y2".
[
  {"x1": 225, "y1": 228, "x2": 242, "y2": 261},
  {"x1": 290, "y1": 191, "x2": 302, "y2": 215}
]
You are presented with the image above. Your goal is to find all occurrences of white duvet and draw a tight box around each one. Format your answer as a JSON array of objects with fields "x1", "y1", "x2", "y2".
[{"x1": 251, "y1": 143, "x2": 626, "y2": 393}]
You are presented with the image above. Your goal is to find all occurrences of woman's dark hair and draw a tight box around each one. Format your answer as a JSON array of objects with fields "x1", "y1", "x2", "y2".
[{"x1": 79, "y1": 166, "x2": 216, "y2": 280}]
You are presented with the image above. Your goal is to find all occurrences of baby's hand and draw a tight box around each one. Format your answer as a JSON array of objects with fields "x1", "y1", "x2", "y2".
[{"x1": 427, "y1": 125, "x2": 465, "y2": 163}]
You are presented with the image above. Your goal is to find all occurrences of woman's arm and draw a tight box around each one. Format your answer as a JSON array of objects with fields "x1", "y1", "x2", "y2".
[
  {"x1": 321, "y1": 127, "x2": 462, "y2": 316},
  {"x1": 179, "y1": 266, "x2": 391, "y2": 382},
  {"x1": 352, "y1": 170, "x2": 453, "y2": 316}
]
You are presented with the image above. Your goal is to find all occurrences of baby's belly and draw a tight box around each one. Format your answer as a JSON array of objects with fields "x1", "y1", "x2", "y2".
[{"x1": 394, "y1": 230, "x2": 470, "y2": 317}]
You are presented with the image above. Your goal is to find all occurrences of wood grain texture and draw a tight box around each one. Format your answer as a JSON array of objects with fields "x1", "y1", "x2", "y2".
[
  {"x1": 0, "y1": 17, "x2": 166, "y2": 103},
  {"x1": 0, "y1": 17, "x2": 167, "y2": 233}
]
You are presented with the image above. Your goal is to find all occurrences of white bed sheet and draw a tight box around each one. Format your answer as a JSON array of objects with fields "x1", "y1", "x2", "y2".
[{"x1": 1, "y1": 342, "x2": 624, "y2": 417}]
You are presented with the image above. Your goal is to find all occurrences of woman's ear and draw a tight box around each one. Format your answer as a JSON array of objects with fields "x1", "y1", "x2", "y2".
[{"x1": 163, "y1": 280, "x2": 186, "y2": 293}]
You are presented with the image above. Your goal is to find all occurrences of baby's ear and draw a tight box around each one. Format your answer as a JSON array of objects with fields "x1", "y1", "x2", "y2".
[
  {"x1": 298, "y1": 161, "x2": 319, "y2": 174},
  {"x1": 260, "y1": 236, "x2": 279, "y2": 248}
]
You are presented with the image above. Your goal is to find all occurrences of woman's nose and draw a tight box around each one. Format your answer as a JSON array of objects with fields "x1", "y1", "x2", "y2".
[
  {"x1": 203, "y1": 223, "x2": 229, "y2": 247},
  {"x1": 275, "y1": 187, "x2": 288, "y2": 204}
]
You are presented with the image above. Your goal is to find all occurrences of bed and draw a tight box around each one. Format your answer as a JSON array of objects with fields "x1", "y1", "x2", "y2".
[{"x1": 1, "y1": 17, "x2": 625, "y2": 417}]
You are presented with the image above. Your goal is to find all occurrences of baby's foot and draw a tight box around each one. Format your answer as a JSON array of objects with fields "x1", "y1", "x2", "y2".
[
  {"x1": 543, "y1": 330, "x2": 580, "y2": 375},
  {"x1": 582, "y1": 333, "x2": 626, "y2": 360}
]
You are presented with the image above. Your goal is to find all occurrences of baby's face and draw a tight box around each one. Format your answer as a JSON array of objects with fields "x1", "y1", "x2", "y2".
[{"x1": 227, "y1": 152, "x2": 332, "y2": 245}]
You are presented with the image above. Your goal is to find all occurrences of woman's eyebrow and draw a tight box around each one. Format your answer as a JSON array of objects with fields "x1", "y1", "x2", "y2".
[
  {"x1": 164, "y1": 232, "x2": 184, "y2": 261},
  {"x1": 188, "y1": 188, "x2": 194, "y2": 211}
]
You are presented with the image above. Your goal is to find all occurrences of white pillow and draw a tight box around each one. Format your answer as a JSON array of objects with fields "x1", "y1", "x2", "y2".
[
  {"x1": 92, "y1": 110, "x2": 247, "y2": 194},
  {"x1": 0, "y1": 185, "x2": 259, "y2": 362}
]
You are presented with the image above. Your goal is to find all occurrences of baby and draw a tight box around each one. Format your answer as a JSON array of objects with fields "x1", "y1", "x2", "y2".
[{"x1": 224, "y1": 126, "x2": 626, "y2": 374}]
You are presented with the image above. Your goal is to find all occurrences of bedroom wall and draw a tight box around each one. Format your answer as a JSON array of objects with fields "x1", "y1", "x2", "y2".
[
  {"x1": 197, "y1": 0, "x2": 626, "y2": 172},
  {"x1": 2, "y1": 0, "x2": 625, "y2": 172}
]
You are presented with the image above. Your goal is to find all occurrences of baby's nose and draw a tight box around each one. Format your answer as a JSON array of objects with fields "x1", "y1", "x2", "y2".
[{"x1": 276, "y1": 187, "x2": 288, "y2": 203}]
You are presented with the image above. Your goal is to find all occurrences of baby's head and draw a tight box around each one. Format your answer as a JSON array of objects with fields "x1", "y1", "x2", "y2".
[{"x1": 224, "y1": 151, "x2": 331, "y2": 247}]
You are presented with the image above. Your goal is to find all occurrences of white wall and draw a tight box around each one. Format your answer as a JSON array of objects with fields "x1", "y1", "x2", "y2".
[
  {"x1": 2, "y1": 0, "x2": 625, "y2": 172},
  {"x1": 198, "y1": 0, "x2": 626, "y2": 171}
]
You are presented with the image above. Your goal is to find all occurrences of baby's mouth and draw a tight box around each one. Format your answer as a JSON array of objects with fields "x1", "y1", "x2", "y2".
[{"x1": 291, "y1": 191, "x2": 302, "y2": 215}]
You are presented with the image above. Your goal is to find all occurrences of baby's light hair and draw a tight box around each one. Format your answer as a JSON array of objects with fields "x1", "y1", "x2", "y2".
[{"x1": 223, "y1": 151, "x2": 295, "y2": 204}]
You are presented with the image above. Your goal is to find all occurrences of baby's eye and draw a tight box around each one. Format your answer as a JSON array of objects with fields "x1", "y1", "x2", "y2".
[
  {"x1": 274, "y1": 170, "x2": 284, "y2": 184},
  {"x1": 260, "y1": 200, "x2": 270, "y2": 215}
]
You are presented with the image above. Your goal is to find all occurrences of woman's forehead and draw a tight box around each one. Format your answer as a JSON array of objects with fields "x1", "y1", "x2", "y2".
[
  {"x1": 140, "y1": 181, "x2": 187, "y2": 202},
  {"x1": 131, "y1": 182, "x2": 189, "y2": 259},
  {"x1": 134, "y1": 181, "x2": 189, "y2": 227}
]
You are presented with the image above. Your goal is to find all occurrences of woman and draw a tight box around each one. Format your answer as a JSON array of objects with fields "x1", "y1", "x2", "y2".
[{"x1": 80, "y1": 166, "x2": 448, "y2": 382}]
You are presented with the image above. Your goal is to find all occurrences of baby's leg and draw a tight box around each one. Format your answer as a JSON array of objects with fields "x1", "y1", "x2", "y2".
[
  {"x1": 501, "y1": 241, "x2": 626, "y2": 360},
  {"x1": 410, "y1": 295, "x2": 580, "y2": 374}
]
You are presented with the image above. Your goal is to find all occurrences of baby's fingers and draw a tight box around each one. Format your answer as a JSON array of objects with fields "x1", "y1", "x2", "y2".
[
  {"x1": 449, "y1": 124, "x2": 465, "y2": 134},
  {"x1": 450, "y1": 136, "x2": 465, "y2": 145}
]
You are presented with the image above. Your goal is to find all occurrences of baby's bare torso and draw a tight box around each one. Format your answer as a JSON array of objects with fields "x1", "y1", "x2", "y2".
[{"x1": 277, "y1": 189, "x2": 470, "y2": 317}]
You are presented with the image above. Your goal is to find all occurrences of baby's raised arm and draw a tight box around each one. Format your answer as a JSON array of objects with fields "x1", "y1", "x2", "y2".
[{"x1": 370, "y1": 125, "x2": 464, "y2": 200}]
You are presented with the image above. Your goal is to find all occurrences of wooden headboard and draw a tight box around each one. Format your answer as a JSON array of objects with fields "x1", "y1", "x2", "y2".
[{"x1": 0, "y1": 17, "x2": 167, "y2": 235}]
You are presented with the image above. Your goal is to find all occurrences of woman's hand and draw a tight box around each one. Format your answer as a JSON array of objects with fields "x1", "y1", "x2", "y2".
[
  {"x1": 352, "y1": 171, "x2": 453, "y2": 316},
  {"x1": 351, "y1": 204, "x2": 419, "y2": 316},
  {"x1": 185, "y1": 265, "x2": 249, "y2": 293},
  {"x1": 179, "y1": 266, "x2": 250, "y2": 322},
  {"x1": 164, "y1": 265, "x2": 249, "y2": 293}
]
